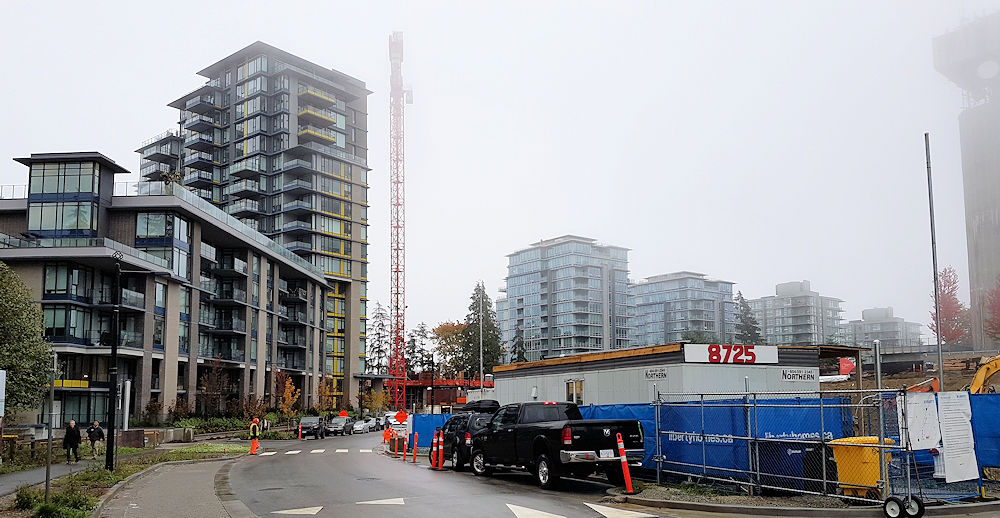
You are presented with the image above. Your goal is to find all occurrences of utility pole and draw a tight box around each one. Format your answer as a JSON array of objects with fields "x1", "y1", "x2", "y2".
[
  {"x1": 479, "y1": 281, "x2": 484, "y2": 396},
  {"x1": 44, "y1": 351, "x2": 56, "y2": 503},
  {"x1": 925, "y1": 133, "x2": 945, "y2": 390}
]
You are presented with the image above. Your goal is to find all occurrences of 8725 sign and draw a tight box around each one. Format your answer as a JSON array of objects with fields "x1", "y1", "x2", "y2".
[{"x1": 683, "y1": 344, "x2": 778, "y2": 364}]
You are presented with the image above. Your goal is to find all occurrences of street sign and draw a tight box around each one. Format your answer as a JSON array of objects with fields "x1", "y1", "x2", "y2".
[
  {"x1": 338, "y1": 410, "x2": 348, "y2": 417},
  {"x1": 394, "y1": 410, "x2": 408, "y2": 425}
]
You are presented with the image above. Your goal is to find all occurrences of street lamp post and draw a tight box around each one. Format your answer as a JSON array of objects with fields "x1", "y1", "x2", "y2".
[
  {"x1": 105, "y1": 255, "x2": 122, "y2": 471},
  {"x1": 44, "y1": 351, "x2": 56, "y2": 503},
  {"x1": 479, "y1": 281, "x2": 484, "y2": 397}
]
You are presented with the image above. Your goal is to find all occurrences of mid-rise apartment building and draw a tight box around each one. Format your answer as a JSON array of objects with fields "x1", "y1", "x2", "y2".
[
  {"x1": 0, "y1": 152, "x2": 328, "y2": 424},
  {"x1": 749, "y1": 281, "x2": 844, "y2": 346},
  {"x1": 630, "y1": 271, "x2": 736, "y2": 346},
  {"x1": 844, "y1": 307, "x2": 924, "y2": 354},
  {"x1": 497, "y1": 235, "x2": 632, "y2": 362},
  {"x1": 136, "y1": 42, "x2": 370, "y2": 407}
]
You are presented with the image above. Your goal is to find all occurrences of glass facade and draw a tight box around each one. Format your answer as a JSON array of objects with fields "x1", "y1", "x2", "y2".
[{"x1": 630, "y1": 272, "x2": 736, "y2": 346}]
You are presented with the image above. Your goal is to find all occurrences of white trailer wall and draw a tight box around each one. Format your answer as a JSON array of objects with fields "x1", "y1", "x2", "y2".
[{"x1": 495, "y1": 364, "x2": 819, "y2": 406}]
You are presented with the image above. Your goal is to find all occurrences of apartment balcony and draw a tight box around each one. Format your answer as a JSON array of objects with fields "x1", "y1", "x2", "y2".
[
  {"x1": 213, "y1": 257, "x2": 249, "y2": 277},
  {"x1": 183, "y1": 132, "x2": 219, "y2": 153},
  {"x1": 297, "y1": 104, "x2": 339, "y2": 127},
  {"x1": 297, "y1": 125, "x2": 341, "y2": 145},
  {"x1": 284, "y1": 240, "x2": 312, "y2": 253},
  {"x1": 183, "y1": 151, "x2": 217, "y2": 172},
  {"x1": 229, "y1": 157, "x2": 266, "y2": 179},
  {"x1": 198, "y1": 347, "x2": 245, "y2": 363},
  {"x1": 205, "y1": 318, "x2": 247, "y2": 334},
  {"x1": 297, "y1": 85, "x2": 337, "y2": 108},
  {"x1": 225, "y1": 199, "x2": 261, "y2": 217},
  {"x1": 185, "y1": 95, "x2": 221, "y2": 114},
  {"x1": 92, "y1": 287, "x2": 146, "y2": 311},
  {"x1": 280, "y1": 199, "x2": 313, "y2": 215},
  {"x1": 182, "y1": 169, "x2": 215, "y2": 188},
  {"x1": 239, "y1": 218, "x2": 259, "y2": 232},
  {"x1": 223, "y1": 179, "x2": 264, "y2": 199},
  {"x1": 280, "y1": 158, "x2": 316, "y2": 175},
  {"x1": 278, "y1": 178, "x2": 313, "y2": 194},
  {"x1": 183, "y1": 114, "x2": 219, "y2": 133},
  {"x1": 280, "y1": 219, "x2": 313, "y2": 235},
  {"x1": 277, "y1": 305, "x2": 290, "y2": 320},
  {"x1": 212, "y1": 288, "x2": 248, "y2": 305},
  {"x1": 281, "y1": 287, "x2": 308, "y2": 303},
  {"x1": 274, "y1": 359, "x2": 306, "y2": 372},
  {"x1": 140, "y1": 162, "x2": 172, "y2": 180},
  {"x1": 200, "y1": 242, "x2": 217, "y2": 262}
]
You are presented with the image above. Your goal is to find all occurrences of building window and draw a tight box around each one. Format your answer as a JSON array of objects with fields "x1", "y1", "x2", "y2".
[
  {"x1": 29, "y1": 162, "x2": 100, "y2": 195},
  {"x1": 155, "y1": 282, "x2": 166, "y2": 309},
  {"x1": 28, "y1": 202, "x2": 97, "y2": 233},
  {"x1": 179, "y1": 287, "x2": 191, "y2": 316},
  {"x1": 178, "y1": 321, "x2": 190, "y2": 353},
  {"x1": 153, "y1": 317, "x2": 165, "y2": 348},
  {"x1": 565, "y1": 380, "x2": 583, "y2": 405}
]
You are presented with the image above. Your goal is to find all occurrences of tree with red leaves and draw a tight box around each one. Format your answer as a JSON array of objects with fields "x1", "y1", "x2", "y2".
[
  {"x1": 985, "y1": 276, "x2": 1000, "y2": 343},
  {"x1": 929, "y1": 266, "x2": 970, "y2": 345}
]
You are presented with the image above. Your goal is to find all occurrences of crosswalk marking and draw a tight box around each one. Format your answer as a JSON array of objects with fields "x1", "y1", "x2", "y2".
[
  {"x1": 360, "y1": 449, "x2": 372, "y2": 453},
  {"x1": 285, "y1": 450, "x2": 301, "y2": 455},
  {"x1": 272, "y1": 506, "x2": 323, "y2": 515},
  {"x1": 259, "y1": 452, "x2": 277, "y2": 456},
  {"x1": 335, "y1": 449, "x2": 348, "y2": 453},
  {"x1": 506, "y1": 504, "x2": 566, "y2": 518},
  {"x1": 310, "y1": 449, "x2": 325, "y2": 454},
  {"x1": 584, "y1": 503, "x2": 656, "y2": 518},
  {"x1": 357, "y1": 498, "x2": 404, "y2": 505}
]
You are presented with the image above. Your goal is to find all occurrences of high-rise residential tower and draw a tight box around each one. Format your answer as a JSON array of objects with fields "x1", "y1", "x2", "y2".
[
  {"x1": 496, "y1": 235, "x2": 632, "y2": 362},
  {"x1": 749, "y1": 281, "x2": 844, "y2": 346},
  {"x1": 630, "y1": 271, "x2": 736, "y2": 346},
  {"x1": 844, "y1": 307, "x2": 924, "y2": 354},
  {"x1": 137, "y1": 42, "x2": 370, "y2": 407},
  {"x1": 934, "y1": 14, "x2": 1000, "y2": 349}
]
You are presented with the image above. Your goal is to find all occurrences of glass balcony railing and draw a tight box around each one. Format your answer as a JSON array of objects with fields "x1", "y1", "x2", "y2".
[
  {"x1": 299, "y1": 141, "x2": 365, "y2": 166},
  {"x1": 0, "y1": 232, "x2": 170, "y2": 269},
  {"x1": 111, "y1": 182, "x2": 324, "y2": 278},
  {"x1": 120, "y1": 330, "x2": 143, "y2": 348},
  {"x1": 215, "y1": 288, "x2": 248, "y2": 302},
  {"x1": 121, "y1": 288, "x2": 145, "y2": 308},
  {"x1": 223, "y1": 179, "x2": 261, "y2": 196},
  {"x1": 200, "y1": 242, "x2": 217, "y2": 262},
  {"x1": 218, "y1": 256, "x2": 249, "y2": 274},
  {"x1": 298, "y1": 124, "x2": 341, "y2": 142},
  {"x1": 225, "y1": 199, "x2": 260, "y2": 214},
  {"x1": 296, "y1": 84, "x2": 338, "y2": 104},
  {"x1": 183, "y1": 170, "x2": 214, "y2": 183},
  {"x1": 0, "y1": 184, "x2": 27, "y2": 199},
  {"x1": 139, "y1": 130, "x2": 179, "y2": 149},
  {"x1": 281, "y1": 199, "x2": 312, "y2": 212},
  {"x1": 215, "y1": 318, "x2": 247, "y2": 332},
  {"x1": 199, "y1": 276, "x2": 217, "y2": 293},
  {"x1": 282, "y1": 220, "x2": 312, "y2": 232}
]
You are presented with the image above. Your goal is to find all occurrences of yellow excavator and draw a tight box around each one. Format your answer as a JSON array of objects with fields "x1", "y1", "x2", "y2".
[{"x1": 966, "y1": 355, "x2": 1000, "y2": 393}]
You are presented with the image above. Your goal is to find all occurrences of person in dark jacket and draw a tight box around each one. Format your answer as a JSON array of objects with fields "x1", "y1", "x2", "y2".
[
  {"x1": 86, "y1": 421, "x2": 105, "y2": 459},
  {"x1": 63, "y1": 420, "x2": 81, "y2": 463}
]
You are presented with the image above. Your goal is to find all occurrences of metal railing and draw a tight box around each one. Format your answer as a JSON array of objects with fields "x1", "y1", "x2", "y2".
[{"x1": 0, "y1": 184, "x2": 27, "y2": 199}]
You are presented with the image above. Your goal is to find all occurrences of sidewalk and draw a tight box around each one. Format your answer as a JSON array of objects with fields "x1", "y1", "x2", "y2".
[
  {"x1": 0, "y1": 457, "x2": 102, "y2": 497},
  {"x1": 98, "y1": 460, "x2": 234, "y2": 518}
]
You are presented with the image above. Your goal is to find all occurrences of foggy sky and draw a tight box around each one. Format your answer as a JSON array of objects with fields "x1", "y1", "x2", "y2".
[{"x1": 1, "y1": 0, "x2": 996, "y2": 340}]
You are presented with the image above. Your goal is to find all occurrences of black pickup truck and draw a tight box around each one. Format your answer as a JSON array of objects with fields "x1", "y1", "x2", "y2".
[{"x1": 469, "y1": 401, "x2": 644, "y2": 489}]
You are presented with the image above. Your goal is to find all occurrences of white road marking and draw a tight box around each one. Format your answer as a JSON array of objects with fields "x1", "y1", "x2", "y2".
[
  {"x1": 584, "y1": 502, "x2": 656, "y2": 518},
  {"x1": 335, "y1": 449, "x2": 348, "y2": 453},
  {"x1": 271, "y1": 506, "x2": 323, "y2": 515},
  {"x1": 285, "y1": 450, "x2": 301, "y2": 455},
  {"x1": 506, "y1": 504, "x2": 566, "y2": 518},
  {"x1": 356, "y1": 498, "x2": 404, "y2": 505},
  {"x1": 310, "y1": 449, "x2": 325, "y2": 454},
  {"x1": 360, "y1": 449, "x2": 372, "y2": 453},
  {"x1": 259, "y1": 452, "x2": 277, "y2": 456}
]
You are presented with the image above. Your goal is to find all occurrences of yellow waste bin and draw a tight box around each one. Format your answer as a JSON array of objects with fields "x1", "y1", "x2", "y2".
[{"x1": 828, "y1": 436, "x2": 895, "y2": 498}]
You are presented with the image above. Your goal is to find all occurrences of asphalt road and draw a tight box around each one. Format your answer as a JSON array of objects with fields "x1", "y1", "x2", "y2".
[{"x1": 227, "y1": 431, "x2": 674, "y2": 518}]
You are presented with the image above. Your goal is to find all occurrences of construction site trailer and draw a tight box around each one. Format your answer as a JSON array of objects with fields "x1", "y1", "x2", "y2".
[{"x1": 492, "y1": 343, "x2": 823, "y2": 405}]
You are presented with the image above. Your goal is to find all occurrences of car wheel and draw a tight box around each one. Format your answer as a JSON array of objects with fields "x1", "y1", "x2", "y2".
[
  {"x1": 534, "y1": 453, "x2": 561, "y2": 489},
  {"x1": 471, "y1": 450, "x2": 492, "y2": 477},
  {"x1": 452, "y1": 448, "x2": 464, "y2": 471}
]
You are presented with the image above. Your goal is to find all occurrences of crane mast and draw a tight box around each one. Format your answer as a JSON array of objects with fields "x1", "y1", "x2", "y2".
[{"x1": 388, "y1": 32, "x2": 408, "y2": 410}]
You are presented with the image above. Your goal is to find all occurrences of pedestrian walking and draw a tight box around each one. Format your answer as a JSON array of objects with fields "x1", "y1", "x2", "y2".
[
  {"x1": 249, "y1": 417, "x2": 261, "y2": 455},
  {"x1": 86, "y1": 420, "x2": 105, "y2": 459},
  {"x1": 63, "y1": 420, "x2": 81, "y2": 464}
]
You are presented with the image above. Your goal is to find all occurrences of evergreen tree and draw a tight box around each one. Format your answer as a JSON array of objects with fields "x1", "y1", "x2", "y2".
[
  {"x1": 405, "y1": 323, "x2": 430, "y2": 379},
  {"x1": 0, "y1": 261, "x2": 51, "y2": 414},
  {"x1": 735, "y1": 291, "x2": 764, "y2": 345},
  {"x1": 365, "y1": 302, "x2": 391, "y2": 374},
  {"x1": 510, "y1": 326, "x2": 527, "y2": 363},
  {"x1": 460, "y1": 282, "x2": 503, "y2": 377}
]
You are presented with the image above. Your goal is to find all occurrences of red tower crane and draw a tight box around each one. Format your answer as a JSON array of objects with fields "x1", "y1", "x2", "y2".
[{"x1": 388, "y1": 32, "x2": 411, "y2": 410}]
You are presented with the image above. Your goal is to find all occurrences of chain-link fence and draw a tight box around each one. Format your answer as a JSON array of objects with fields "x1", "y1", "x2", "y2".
[{"x1": 651, "y1": 388, "x2": 983, "y2": 505}]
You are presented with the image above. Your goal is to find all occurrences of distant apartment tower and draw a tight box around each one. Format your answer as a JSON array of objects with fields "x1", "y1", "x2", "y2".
[
  {"x1": 934, "y1": 14, "x2": 1000, "y2": 348},
  {"x1": 0, "y1": 152, "x2": 328, "y2": 424},
  {"x1": 844, "y1": 307, "x2": 923, "y2": 354},
  {"x1": 497, "y1": 235, "x2": 632, "y2": 362},
  {"x1": 630, "y1": 272, "x2": 735, "y2": 346},
  {"x1": 136, "y1": 42, "x2": 371, "y2": 407},
  {"x1": 749, "y1": 281, "x2": 844, "y2": 346}
]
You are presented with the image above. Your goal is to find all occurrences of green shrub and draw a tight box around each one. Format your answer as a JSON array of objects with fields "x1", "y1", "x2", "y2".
[
  {"x1": 32, "y1": 503, "x2": 89, "y2": 518},
  {"x1": 51, "y1": 478, "x2": 96, "y2": 511},
  {"x1": 234, "y1": 430, "x2": 293, "y2": 440},
  {"x1": 14, "y1": 485, "x2": 43, "y2": 510}
]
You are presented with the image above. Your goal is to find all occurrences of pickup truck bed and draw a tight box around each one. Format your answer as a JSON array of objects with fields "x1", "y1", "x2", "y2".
[{"x1": 470, "y1": 402, "x2": 644, "y2": 488}]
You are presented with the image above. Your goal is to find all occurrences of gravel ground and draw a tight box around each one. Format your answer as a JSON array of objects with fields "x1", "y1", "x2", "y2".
[{"x1": 618, "y1": 483, "x2": 853, "y2": 509}]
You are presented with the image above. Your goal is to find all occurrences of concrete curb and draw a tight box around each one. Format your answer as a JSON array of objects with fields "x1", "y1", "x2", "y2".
[
  {"x1": 89, "y1": 454, "x2": 246, "y2": 518},
  {"x1": 214, "y1": 458, "x2": 259, "y2": 518},
  {"x1": 607, "y1": 488, "x2": 1000, "y2": 517}
]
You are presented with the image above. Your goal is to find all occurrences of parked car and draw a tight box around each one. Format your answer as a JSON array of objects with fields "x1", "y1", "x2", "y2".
[
  {"x1": 352, "y1": 419, "x2": 371, "y2": 434},
  {"x1": 365, "y1": 417, "x2": 380, "y2": 431},
  {"x1": 327, "y1": 416, "x2": 355, "y2": 435},
  {"x1": 300, "y1": 416, "x2": 326, "y2": 439},
  {"x1": 470, "y1": 401, "x2": 644, "y2": 489},
  {"x1": 429, "y1": 412, "x2": 492, "y2": 470}
]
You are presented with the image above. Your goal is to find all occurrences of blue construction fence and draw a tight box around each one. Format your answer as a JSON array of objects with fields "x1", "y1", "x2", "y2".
[{"x1": 409, "y1": 393, "x2": 1000, "y2": 474}]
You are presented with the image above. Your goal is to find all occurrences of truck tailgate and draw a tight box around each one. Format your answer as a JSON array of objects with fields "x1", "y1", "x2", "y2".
[{"x1": 565, "y1": 419, "x2": 643, "y2": 451}]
